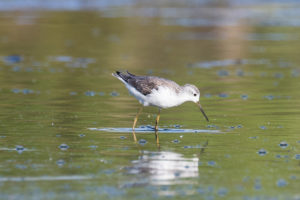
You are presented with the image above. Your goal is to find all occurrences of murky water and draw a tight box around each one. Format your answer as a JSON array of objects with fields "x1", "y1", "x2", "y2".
[{"x1": 0, "y1": 1, "x2": 300, "y2": 199}]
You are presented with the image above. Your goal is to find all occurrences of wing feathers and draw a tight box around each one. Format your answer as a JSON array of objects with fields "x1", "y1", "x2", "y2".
[{"x1": 113, "y1": 71, "x2": 180, "y2": 96}]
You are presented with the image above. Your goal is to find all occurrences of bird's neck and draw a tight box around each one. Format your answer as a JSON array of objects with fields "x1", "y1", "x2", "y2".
[{"x1": 177, "y1": 90, "x2": 192, "y2": 104}]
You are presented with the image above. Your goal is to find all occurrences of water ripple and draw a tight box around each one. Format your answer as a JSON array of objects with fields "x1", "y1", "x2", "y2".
[{"x1": 88, "y1": 127, "x2": 220, "y2": 134}]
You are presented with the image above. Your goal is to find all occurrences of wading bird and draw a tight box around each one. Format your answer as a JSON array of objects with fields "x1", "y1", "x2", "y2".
[{"x1": 112, "y1": 71, "x2": 209, "y2": 143}]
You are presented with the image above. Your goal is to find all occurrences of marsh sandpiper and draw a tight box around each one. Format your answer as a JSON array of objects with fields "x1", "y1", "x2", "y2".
[{"x1": 112, "y1": 71, "x2": 209, "y2": 143}]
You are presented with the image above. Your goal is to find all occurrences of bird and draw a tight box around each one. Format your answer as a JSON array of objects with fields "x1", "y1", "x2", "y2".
[{"x1": 112, "y1": 71, "x2": 209, "y2": 143}]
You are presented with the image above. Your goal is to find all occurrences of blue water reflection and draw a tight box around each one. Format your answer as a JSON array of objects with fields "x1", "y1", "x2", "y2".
[{"x1": 89, "y1": 127, "x2": 220, "y2": 133}]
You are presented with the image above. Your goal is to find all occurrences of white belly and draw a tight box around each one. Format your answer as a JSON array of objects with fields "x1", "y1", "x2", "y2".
[
  {"x1": 146, "y1": 86, "x2": 185, "y2": 109},
  {"x1": 124, "y1": 82, "x2": 185, "y2": 109}
]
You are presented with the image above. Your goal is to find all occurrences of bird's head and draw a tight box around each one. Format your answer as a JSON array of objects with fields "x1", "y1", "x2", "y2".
[
  {"x1": 183, "y1": 84, "x2": 209, "y2": 122},
  {"x1": 183, "y1": 84, "x2": 200, "y2": 103}
]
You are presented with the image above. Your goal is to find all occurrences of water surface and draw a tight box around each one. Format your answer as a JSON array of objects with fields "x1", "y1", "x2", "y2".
[{"x1": 0, "y1": 1, "x2": 300, "y2": 199}]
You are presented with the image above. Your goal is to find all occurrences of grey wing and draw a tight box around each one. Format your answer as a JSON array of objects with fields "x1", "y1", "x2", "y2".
[
  {"x1": 128, "y1": 77, "x2": 158, "y2": 95},
  {"x1": 128, "y1": 76, "x2": 180, "y2": 96}
]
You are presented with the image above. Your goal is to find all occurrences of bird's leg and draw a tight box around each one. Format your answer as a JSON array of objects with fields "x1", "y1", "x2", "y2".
[
  {"x1": 132, "y1": 129, "x2": 137, "y2": 143},
  {"x1": 133, "y1": 106, "x2": 143, "y2": 130},
  {"x1": 155, "y1": 109, "x2": 161, "y2": 144},
  {"x1": 132, "y1": 106, "x2": 143, "y2": 142},
  {"x1": 155, "y1": 109, "x2": 161, "y2": 131}
]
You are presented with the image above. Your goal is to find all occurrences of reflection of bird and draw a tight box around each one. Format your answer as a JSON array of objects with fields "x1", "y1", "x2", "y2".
[
  {"x1": 127, "y1": 151, "x2": 199, "y2": 185},
  {"x1": 112, "y1": 71, "x2": 209, "y2": 143}
]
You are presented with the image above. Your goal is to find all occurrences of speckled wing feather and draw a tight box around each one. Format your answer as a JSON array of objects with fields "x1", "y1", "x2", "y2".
[{"x1": 128, "y1": 77, "x2": 158, "y2": 95}]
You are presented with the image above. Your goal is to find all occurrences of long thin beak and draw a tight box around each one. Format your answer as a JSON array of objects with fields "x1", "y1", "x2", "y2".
[{"x1": 197, "y1": 102, "x2": 209, "y2": 122}]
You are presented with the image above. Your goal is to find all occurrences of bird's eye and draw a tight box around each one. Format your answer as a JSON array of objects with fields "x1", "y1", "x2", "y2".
[{"x1": 194, "y1": 93, "x2": 197, "y2": 96}]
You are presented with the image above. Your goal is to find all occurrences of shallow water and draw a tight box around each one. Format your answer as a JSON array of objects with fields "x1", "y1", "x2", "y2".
[{"x1": 0, "y1": 1, "x2": 300, "y2": 199}]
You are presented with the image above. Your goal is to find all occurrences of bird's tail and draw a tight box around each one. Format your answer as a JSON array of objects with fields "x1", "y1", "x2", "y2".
[
  {"x1": 112, "y1": 71, "x2": 137, "y2": 82},
  {"x1": 112, "y1": 71, "x2": 120, "y2": 78},
  {"x1": 112, "y1": 71, "x2": 130, "y2": 82}
]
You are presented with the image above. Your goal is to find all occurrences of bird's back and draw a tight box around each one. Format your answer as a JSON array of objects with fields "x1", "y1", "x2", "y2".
[{"x1": 114, "y1": 71, "x2": 181, "y2": 96}]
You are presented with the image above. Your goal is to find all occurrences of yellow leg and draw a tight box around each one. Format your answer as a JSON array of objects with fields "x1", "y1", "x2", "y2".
[
  {"x1": 132, "y1": 130, "x2": 137, "y2": 143},
  {"x1": 132, "y1": 106, "x2": 143, "y2": 142},
  {"x1": 155, "y1": 109, "x2": 161, "y2": 131},
  {"x1": 155, "y1": 109, "x2": 161, "y2": 144}
]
